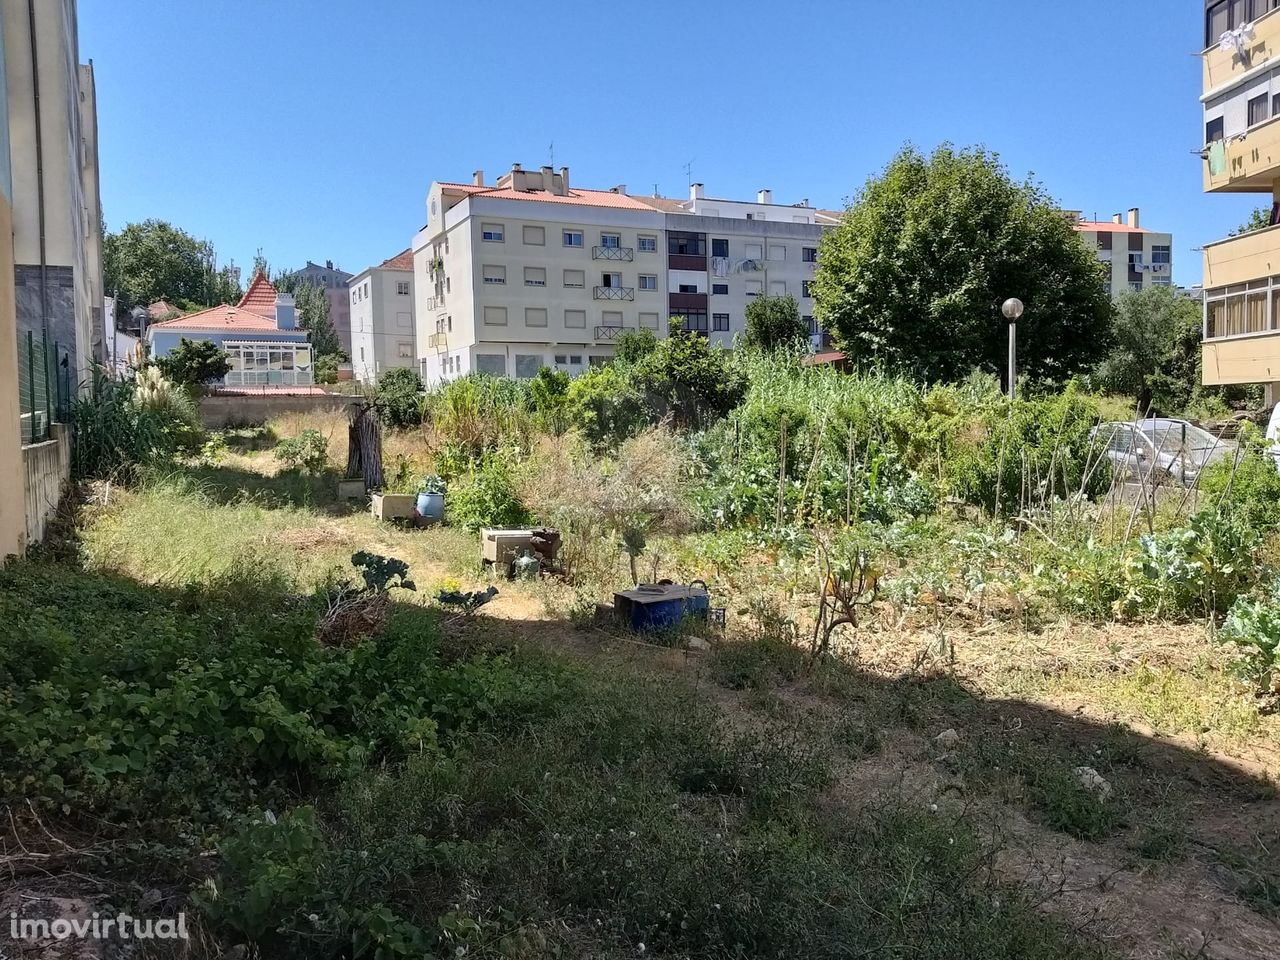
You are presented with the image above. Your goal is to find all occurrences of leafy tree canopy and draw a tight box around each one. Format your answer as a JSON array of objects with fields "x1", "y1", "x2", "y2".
[
  {"x1": 812, "y1": 144, "x2": 1113, "y2": 383},
  {"x1": 629, "y1": 319, "x2": 745, "y2": 429},
  {"x1": 104, "y1": 220, "x2": 241, "y2": 316},
  {"x1": 275, "y1": 270, "x2": 340, "y2": 358},
  {"x1": 155, "y1": 338, "x2": 232, "y2": 388},
  {"x1": 744, "y1": 294, "x2": 808, "y2": 351},
  {"x1": 1230, "y1": 205, "x2": 1274, "y2": 237},
  {"x1": 1093, "y1": 286, "x2": 1201, "y2": 416}
]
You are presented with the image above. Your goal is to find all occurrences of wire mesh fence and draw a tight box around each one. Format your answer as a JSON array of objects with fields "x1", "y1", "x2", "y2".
[{"x1": 17, "y1": 330, "x2": 72, "y2": 444}]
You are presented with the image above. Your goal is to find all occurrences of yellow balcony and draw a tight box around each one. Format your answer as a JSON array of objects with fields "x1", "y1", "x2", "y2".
[
  {"x1": 1205, "y1": 116, "x2": 1280, "y2": 193},
  {"x1": 1203, "y1": 333, "x2": 1280, "y2": 386},
  {"x1": 1204, "y1": 8, "x2": 1280, "y2": 93},
  {"x1": 1203, "y1": 224, "x2": 1280, "y2": 287}
]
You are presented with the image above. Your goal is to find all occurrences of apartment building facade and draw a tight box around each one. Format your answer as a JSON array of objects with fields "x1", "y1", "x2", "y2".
[
  {"x1": 2, "y1": 0, "x2": 104, "y2": 385},
  {"x1": 291, "y1": 259, "x2": 354, "y2": 353},
  {"x1": 1069, "y1": 209, "x2": 1173, "y2": 297},
  {"x1": 1200, "y1": 0, "x2": 1280, "y2": 393},
  {"x1": 413, "y1": 166, "x2": 668, "y2": 382},
  {"x1": 412, "y1": 166, "x2": 828, "y2": 382},
  {"x1": 349, "y1": 249, "x2": 415, "y2": 383}
]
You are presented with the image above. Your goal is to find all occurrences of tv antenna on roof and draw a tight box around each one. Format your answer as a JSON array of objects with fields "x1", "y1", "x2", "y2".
[
  {"x1": 683, "y1": 160, "x2": 694, "y2": 188},
  {"x1": 549, "y1": 141, "x2": 555, "y2": 167}
]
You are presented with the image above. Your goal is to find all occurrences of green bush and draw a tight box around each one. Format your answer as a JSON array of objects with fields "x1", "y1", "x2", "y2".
[
  {"x1": 566, "y1": 363, "x2": 647, "y2": 446},
  {"x1": 274, "y1": 429, "x2": 330, "y2": 474},
  {"x1": 446, "y1": 449, "x2": 531, "y2": 531},
  {"x1": 1218, "y1": 580, "x2": 1280, "y2": 695},
  {"x1": 72, "y1": 367, "x2": 204, "y2": 481},
  {"x1": 155, "y1": 337, "x2": 231, "y2": 388},
  {"x1": 374, "y1": 367, "x2": 424, "y2": 428},
  {"x1": 314, "y1": 354, "x2": 339, "y2": 384},
  {"x1": 1200, "y1": 429, "x2": 1280, "y2": 533}
]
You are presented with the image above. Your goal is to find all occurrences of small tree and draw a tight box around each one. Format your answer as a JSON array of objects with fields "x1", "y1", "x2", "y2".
[
  {"x1": 1094, "y1": 286, "x2": 1201, "y2": 415},
  {"x1": 615, "y1": 327, "x2": 659, "y2": 365},
  {"x1": 744, "y1": 294, "x2": 807, "y2": 350},
  {"x1": 155, "y1": 338, "x2": 231, "y2": 388},
  {"x1": 374, "y1": 367, "x2": 423, "y2": 428},
  {"x1": 1230, "y1": 205, "x2": 1274, "y2": 236},
  {"x1": 631, "y1": 319, "x2": 745, "y2": 429}
]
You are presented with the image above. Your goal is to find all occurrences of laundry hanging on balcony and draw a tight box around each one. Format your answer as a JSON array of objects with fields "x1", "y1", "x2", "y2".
[
  {"x1": 1208, "y1": 139, "x2": 1227, "y2": 176},
  {"x1": 734, "y1": 259, "x2": 764, "y2": 273},
  {"x1": 711, "y1": 257, "x2": 731, "y2": 277}
]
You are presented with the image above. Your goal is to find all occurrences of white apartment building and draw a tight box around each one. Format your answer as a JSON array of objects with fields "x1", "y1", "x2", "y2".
[
  {"x1": 412, "y1": 165, "x2": 833, "y2": 382},
  {"x1": 1069, "y1": 208, "x2": 1173, "y2": 298},
  {"x1": 348, "y1": 249, "x2": 415, "y2": 383}
]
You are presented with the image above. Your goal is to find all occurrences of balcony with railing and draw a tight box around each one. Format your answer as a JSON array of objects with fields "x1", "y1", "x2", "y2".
[
  {"x1": 1204, "y1": 6, "x2": 1280, "y2": 93},
  {"x1": 593, "y1": 245, "x2": 634, "y2": 261},
  {"x1": 1205, "y1": 114, "x2": 1280, "y2": 193},
  {"x1": 428, "y1": 332, "x2": 448, "y2": 349},
  {"x1": 595, "y1": 324, "x2": 627, "y2": 340},
  {"x1": 593, "y1": 285, "x2": 634, "y2": 301}
]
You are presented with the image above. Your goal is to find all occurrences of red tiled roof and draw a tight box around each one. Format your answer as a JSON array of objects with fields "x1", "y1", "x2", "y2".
[
  {"x1": 804, "y1": 350, "x2": 847, "y2": 366},
  {"x1": 238, "y1": 273, "x2": 278, "y2": 317},
  {"x1": 1073, "y1": 222, "x2": 1150, "y2": 234},
  {"x1": 147, "y1": 300, "x2": 179, "y2": 319},
  {"x1": 437, "y1": 182, "x2": 657, "y2": 211},
  {"x1": 379, "y1": 248, "x2": 414, "y2": 270},
  {"x1": 147, "y1": 303, "x2": 289, "y2": 334}
]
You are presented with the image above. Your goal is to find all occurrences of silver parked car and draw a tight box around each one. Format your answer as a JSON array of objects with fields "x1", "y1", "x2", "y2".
[{"x1": 1090, "y1": 418, "x2": 1235, "y2": 486}]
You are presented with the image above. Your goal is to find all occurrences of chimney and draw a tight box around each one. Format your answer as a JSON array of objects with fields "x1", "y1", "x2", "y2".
[
  {"x1": 540, "y1": 164, "x2": 554, "y2": 184},
  {"x1": 472, "y1": 169, "x2": 484, "y2": 186},
  {"x1": 609, "y1": 184, "x2": 627, "y2": 195},
  {"x1": 559, "y1": 166, "x2": 569, "y2": 190},
  {"x1": 511, "y1": 162, "x2": 522, "y2": 172},
  {"x1": 690, "y1": 182, "x2": 704, "y2": 201},
  {"x1": 1127, "y1": 207, "x2": 1140, "y2": 229},
  {"x1": 1112, "y1": 213, "x2": 1123, "y2": 225},
  {"x1": 275, "y1": 293, "x2": 297, "y2": 331},
  {"x1": 757, "y1": 189, "x2": 773, "y2": 204},
  {"x1": 325, "y1": 259, "x2": 333, "y2": 270},
  {"x1": 799, "y1": 199, "x2": 809, "y2": 208}
]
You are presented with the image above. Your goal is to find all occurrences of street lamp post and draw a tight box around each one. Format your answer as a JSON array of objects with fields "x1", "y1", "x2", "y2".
[{"x1": 1001, "y1": 298, "x2": 1024, "y2": 401}]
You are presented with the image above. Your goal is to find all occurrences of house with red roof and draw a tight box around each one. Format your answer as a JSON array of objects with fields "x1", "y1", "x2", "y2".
[
  {"x1": 347, "y1": 248, "x2": 415, "y2": 383},
  {"x1": 1068, "y1": 208, "x2": 1173, "y2": 298},
  {"x1": 145, "y1": 273, "x2": 315, "y2": 387}
]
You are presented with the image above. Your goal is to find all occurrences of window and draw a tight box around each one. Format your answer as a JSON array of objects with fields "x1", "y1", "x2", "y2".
[
  {"x1": 483, "y1": 305, "x2": 507, "y2": 326},
  {"x1": 1129, "y1": 281, "x2": 1144, "y2": 293},
  {"x1": 397, "y1": 342, "x2": 413, "y2": 358},
  {"x1": 602, "y1": 272, "x2": 622, "y2": 288},
  {"x1": 1207, "y1": 116, "x2": 1225, "y2": 143},
  {"x1": 397, "y1": 281, "x2": 410, "y2": 295},
  {"x1": 745, "y1": 280, "x2": 763, "y2": 297},
  {"x1": 1205, "y1": 277, "x2": 1280, "y2": 338},
  {"x1": 482, "y1": 264, "x2": 506, "y2": 285},
  {"x1": 668, "y1": 231, "x2": 706, "y2": 256},
  {"x1": 476, "y1": 354, "x2": 506, "y2": 376},
  {"x1": 803, "y1": 247, "x2": 818, "y2": 263},
  {"x1": 525, "y1": 266, "x2": 547, "y2": 287},
  {"x1": 564, "y1": 269, "x2": 585, "y2": 288},
  {"x1": 1206, "y1": 1, "x2": 1279, "y2": 48},
  {"x1": 712, "y1": 313, "x2": 730, "y2": 332},
  {"x1": 804, "y1": 315, "x2": 817, "y2": 335},
  {"x1": 639, "y1": 312, "x2": 659, "y2": 329},
  {"x1": 523, "y1": 225, "x2": 545, "y2": 245},
  {"x1": 1128, "y1": 252, "x2": 1144, "y2": 267},
  {"x1": 639, "y1": 274, "x2": 658, "y2": 290},
  {"x1": 601, "y1": 311, "x2": 623, "y2": 330},
  {"x1": 364, "y1": 282, "x2": 369, "y2": 297},
  {"x1": 565, "y1": 309, "x2": 586, "y2": 328},
  {"x1": 563, "y1": 230, "x2": 584, "y2": 247},
  {"x1": 678, "y1": 283, "x2": 698, "y2": 294},
  {"x1": 767, "y1": 244, "x2": 786, "y2": 261},
  {"x1": 515, "y1": 355, "x2": 542, "y2": 379},
  {"x1": 570, "y1": 355, "x2": 583, "y2": 365},
  {"x1": 638, "y1": 235, "x2": 657, "y2": 252},
  {"x1": 554, "y1": 354, "x2": 567, "y2": 365},
  {"x1": 600, "y1": 233, "x2": 621, "y2": 249},
  {"x1": 1250, "y1": 93, "x2": 1270, "y2": 127},
  {"x1": 481, "y1": 223, "x2": 504, "y2": 242},
  {"x1": 525, "y1": 307, "x2": 548, "y2": 327},
  {"x1": 802, "y1": 280, "x2": 813, "y2": 298},
  {"x1": 677, "y1": 309, "x2": 709, "y2": 333},
  {"x1": 1151, "y1": 245, "x2": 1171, "y2": 265},
  {"x1": 712, "y1": 283, "x2": 729, "y2": 295},
  {"x1": 745, "y1": 243, "x2": 763, "y2": 261},
  {"x1": 769, "y1": 280, "x2": 786, "y2": 296},
  {"x1": 711, "y1": 238, "x2": 729, "y2": 258},
  {"x1": 1275, "y1": 93, "x2": 1280, "y2": 119},
  {"x1": 1153, "y1": 277, "x2": 1173, "y2": 287}
]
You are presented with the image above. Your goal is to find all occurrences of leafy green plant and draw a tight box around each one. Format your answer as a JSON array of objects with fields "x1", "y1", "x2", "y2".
[
  {"x1": 436, "y1": 585, "x2": 498, "y2": 616},
  {"x1": 274, "y1": 429, "x2": 329, "y2": 474},
  {"x1": 416, "y1": 473, "x2": 446, "y2": 495},
  {"x1": 446, "y1": 451, "x2": 530, "y2": 531},
  {"x1": 155, "y1": 337, "x2": 232, "y2": 388},
  {"x1": 72, "y1": 367, "x2": 204, "y2": 481},
  {"x1": 1218, "y1": 580, "x2": 1280, "y2": 696},
  {"x1": 374, "y1": 367, "x2": 424, "y2": 428}
]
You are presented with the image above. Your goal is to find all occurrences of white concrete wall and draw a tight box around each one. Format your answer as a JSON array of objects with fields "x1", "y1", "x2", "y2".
[{"x1": 350, "y1": 265, "x2": 414, "y2": 383}]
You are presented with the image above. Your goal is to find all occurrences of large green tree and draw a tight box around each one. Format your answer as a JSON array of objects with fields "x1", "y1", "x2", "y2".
[
  {"x1": 275, "y1": 270, "x2": 340, "y2": 357},
  {"x1": 1094, "y1": 286, "x2": 1201, "y2": 415},
  {"x1": 812, "y1": 145, "x2": 1113, "y2": 383},
  {"x1": 104, "y1": 220, "x2": 240, "y2": 315},
  {"x1": 743, "y1": 294, "x2": 807, "y2": 350}
]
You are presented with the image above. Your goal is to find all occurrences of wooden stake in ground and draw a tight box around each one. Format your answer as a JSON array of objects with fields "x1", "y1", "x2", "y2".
[{"x1": 346, "y1": 403, "x2": 385, "y2": 490}]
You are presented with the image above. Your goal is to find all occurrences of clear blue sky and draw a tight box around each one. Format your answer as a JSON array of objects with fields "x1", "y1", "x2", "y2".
[{"x1": 81, "y1": 0, "x2": 1245, "y2": 287}]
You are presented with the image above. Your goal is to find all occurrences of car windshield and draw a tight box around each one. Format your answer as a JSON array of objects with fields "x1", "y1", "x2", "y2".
[{"x1": 1140, "y1": 422, "x2": 1222, "y2": 456}]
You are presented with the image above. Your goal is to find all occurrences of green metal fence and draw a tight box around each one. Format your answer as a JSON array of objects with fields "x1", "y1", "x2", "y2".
[{"x1": 17, "y1": 331, "x2": 71, "y2": 444}]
